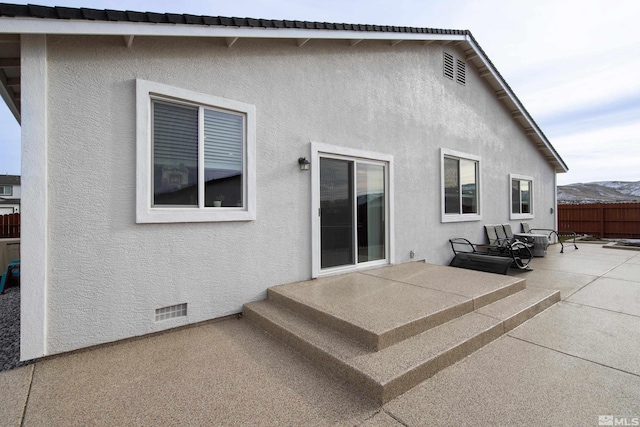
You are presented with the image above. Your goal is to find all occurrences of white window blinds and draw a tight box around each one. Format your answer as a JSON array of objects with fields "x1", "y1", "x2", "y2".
[
  {"x1": 152, "y1": 101, "x2": 198, "y2": 168},
  {"x1": 204, "y1": 109, "x2": 244, "y2": 173}
]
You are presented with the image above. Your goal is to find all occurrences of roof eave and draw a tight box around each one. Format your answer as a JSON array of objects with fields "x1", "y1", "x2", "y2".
[
  {"x1": 0, "y1": 16, "x2": 568, "y2": 173},
  {"x1": 0, "y1": 17, "x2": 467, "y2": 41},
  {"x1": 461, "y1": 35, "x2": 569, "y2": 173}
]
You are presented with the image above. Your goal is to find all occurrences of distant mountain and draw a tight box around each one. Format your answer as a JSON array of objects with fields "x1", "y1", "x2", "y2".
[{"x1": 558, "y1": 181, "x2": 640, "y2": 204}]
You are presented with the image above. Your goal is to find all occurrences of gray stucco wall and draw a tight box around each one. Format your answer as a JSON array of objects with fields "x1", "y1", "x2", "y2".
[{"x1": 42, "y1": 35, "x2": 557, "y2": 354}]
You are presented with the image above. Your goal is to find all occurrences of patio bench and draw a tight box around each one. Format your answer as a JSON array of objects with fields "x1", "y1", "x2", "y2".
[{"x1": 521, "y1": 222, "x2": 578, "y2": 253}]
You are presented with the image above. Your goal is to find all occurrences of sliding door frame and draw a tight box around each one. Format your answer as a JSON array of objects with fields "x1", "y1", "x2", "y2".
[{"x1": 311, "y1": 142, "x2": 394, "y2": 278}]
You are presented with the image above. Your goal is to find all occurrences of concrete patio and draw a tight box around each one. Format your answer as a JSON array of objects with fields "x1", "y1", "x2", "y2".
[{"x1": 2, "y1": 242, "x2": 640, "y2": 426}]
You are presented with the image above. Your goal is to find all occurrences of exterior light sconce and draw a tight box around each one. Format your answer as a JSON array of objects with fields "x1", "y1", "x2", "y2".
[{"x1": 298, "y1": 157, "x2": 310, "y2": 171}]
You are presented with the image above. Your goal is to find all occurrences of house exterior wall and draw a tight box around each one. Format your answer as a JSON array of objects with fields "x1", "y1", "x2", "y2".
[
  {"x1": 0, "y1": 184, "x2": 21, "y2": 214},
  {"x1": 11, "y1": 184, "x2": 21, "y2": 199},
  {"x1": 0, "y1": 204, "x2": 19, "y2": 214},
  {"x1": 27, "y1": 35, "x2": 557, "y2": 357}
]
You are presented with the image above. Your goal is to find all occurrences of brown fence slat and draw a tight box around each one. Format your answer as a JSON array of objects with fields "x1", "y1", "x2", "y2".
[
  {"x1": 558, "y1": 203, "x2": 640, "y2": 238},
  {"x1": 0, "y1": 212, "x2": 20, "y2": 238}
]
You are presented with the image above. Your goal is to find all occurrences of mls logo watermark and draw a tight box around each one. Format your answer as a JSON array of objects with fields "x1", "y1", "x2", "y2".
[{"x1": 599, "y1": 415, "x2": 640, "y2": 426}]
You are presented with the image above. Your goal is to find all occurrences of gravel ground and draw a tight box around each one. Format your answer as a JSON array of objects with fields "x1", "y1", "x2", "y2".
[{"x1": 0, "y1": 286, "x2": 31, "y2": 372}]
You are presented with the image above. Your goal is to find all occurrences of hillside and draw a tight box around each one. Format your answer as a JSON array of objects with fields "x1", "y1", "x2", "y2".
[{"x1": 558, "y1": 181, "x2": 640, "y2": 204}]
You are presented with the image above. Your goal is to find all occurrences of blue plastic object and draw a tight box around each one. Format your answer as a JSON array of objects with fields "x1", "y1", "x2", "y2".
[{"x1": 0, "y1": 259, "x2": 20, "y2": 294}]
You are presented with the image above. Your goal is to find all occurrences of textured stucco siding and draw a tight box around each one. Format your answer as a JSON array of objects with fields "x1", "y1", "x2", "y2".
[{"x1": 38, "y1": 35, "x2": 557, "y2": 355}]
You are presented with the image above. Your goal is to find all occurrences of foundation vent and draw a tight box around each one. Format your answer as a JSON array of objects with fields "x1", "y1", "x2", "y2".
[
  {"x1": 155, "y1": 303, "x2": 187, "y2": 322},
  {"x1": 443, "y1": 51, "x2": 454, "y2": 79},
  {"x1": 456, "y1": 59, "x2": 466, "y2": 85}
]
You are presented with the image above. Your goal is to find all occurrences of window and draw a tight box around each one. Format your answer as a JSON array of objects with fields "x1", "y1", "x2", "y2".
[
  {"x1": 441, "y1": 148, "x2": 481, "y2": 222},
  {"x1": 510, "y1": 174, "x2": 534, "y2": 220},
  {"x1": 136, "y1": 79, "x2": 256, "y2": 223},
  {"x1": 0, "y1": 186, "x2": 12, "y2": 196}
]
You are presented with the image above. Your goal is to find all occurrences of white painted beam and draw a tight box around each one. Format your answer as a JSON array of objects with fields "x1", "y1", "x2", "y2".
[
  {"x1": 225, "y1": 37, "x2": 238, "y2": 48},
  {"x1": 20, "y1": 33, "x2": 48, "y2": 360},
  {"x1": 124, "y1": 35, "x2": 134, "y2": 48},
  {"x1": 296, "y1": 38, "x2": 310, "y2": 47}
]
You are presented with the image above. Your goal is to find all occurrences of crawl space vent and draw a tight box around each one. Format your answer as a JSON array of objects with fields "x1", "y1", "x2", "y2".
[
  {"x1": 443, "y1": 51, "x2": 454, "y2": 79},
  {"x1": 155, "y1": 303, "x2": 187, "y2": 321}
]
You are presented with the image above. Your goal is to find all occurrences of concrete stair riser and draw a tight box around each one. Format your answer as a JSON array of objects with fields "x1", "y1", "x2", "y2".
[
  {"x1": 504, "y1": 292, "x2": 560, "y2": 331},
  {"x1": 472, "y1": 280, "x2": 526, "y2": 309},
  {"x1": 245, "y1": 265, "x2": 561, "y2": 404},
  {"x1": 380, "y1": 322, "x2": 504, "y2": 403},
  {"x1": 243, "y1": 304, "x2": 382, "y2": 400},
  {"x1": 267, "y1": 288, "x2": 380, "y2": 351}
]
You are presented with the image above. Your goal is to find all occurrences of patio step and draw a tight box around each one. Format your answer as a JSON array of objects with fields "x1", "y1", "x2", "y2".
[
  {"x1": 265, "y1": 265, "x2": 526, "y2": 351},
  {"x1": 244, "y1": 287, "x2": 560, "y2": 403}
]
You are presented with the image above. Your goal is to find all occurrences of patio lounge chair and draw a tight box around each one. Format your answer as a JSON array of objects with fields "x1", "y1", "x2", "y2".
[
  {"x1": 521, "y1": 222, "x2": 578, "y2": 254},
  {"x1": 449, "y1": 235, "x2": 532, "y2": 273},
  {"x1": 485, "y1": 224, "x2": 533, "y2": 250},
  {"x1": 0, "y1": 259, "x2": 20, "y2": 294},
  {"x1": 483, "y1": 225, "x2": 533, "y2": 268}
]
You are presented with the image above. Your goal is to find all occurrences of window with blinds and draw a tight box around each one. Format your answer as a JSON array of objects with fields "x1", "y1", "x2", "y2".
[
  {"x1": 136, "y1": 79, "x2": 255, "y2": 223},
  {"x1": 152, "y1": 99, "x2": 245, "y2": 208}
]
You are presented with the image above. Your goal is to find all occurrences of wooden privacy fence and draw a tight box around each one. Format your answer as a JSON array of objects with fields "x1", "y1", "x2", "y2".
[
  {"x1": 558, "y1": 203, "x2": 640, "y2": 239},
  {"x1": 0, "y1": 213, "x2": 20, "y2": 238}
]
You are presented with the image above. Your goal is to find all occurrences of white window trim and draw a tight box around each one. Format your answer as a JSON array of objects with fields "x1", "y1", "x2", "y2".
[
  {"x1": 440, "y1": 148, "x2": 482, "y2": 223},
  {"x1": 311, "y1": 142, "x2": 395, "y2": 279},
  {"x1": 510, "y1": 173, "x2": 534, "y2": 220},
  {"x1": 136, "y1": 79, "x2": 256, "y2": 223}
]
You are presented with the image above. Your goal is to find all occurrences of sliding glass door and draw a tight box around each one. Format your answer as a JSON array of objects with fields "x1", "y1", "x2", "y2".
[{"x1": 319, "y1": 156, "x2": 387, "y2": 271}]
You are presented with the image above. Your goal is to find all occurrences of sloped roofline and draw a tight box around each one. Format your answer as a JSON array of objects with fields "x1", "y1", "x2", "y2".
[{"x1": 0, "y1": 3, "x2": 568, "y2": 172}]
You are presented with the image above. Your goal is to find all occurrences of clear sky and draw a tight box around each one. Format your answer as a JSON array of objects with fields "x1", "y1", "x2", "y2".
[{"x1": 1, "y1": 0, "x2": 639, "y2": 185}]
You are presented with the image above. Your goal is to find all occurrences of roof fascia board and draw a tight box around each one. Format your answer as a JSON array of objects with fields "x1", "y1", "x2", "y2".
[
  {"x1": 465, "y1": 36, "x2": 568, "y2": 172},
  {"x1": 0, "y1": 17, "x2": 467, "y2": 42}
]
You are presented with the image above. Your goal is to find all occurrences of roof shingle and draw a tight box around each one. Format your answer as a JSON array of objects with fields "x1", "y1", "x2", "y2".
[{"x1": 0, "y1": 2, "x2": 468, "y2": 36}]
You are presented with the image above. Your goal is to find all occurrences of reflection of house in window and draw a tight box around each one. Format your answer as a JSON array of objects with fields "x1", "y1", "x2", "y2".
[{"x1": 161, "y1": 164, "x2": 189, "y2": 187}]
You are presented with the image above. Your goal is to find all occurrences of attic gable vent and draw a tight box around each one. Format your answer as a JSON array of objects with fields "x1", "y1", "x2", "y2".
[
  {"x1": 443, "y1": 51, "x2": 454, "y2": 79},
  {"x1": 456, "y1": 59, "x2": 466, "y2": 85}
]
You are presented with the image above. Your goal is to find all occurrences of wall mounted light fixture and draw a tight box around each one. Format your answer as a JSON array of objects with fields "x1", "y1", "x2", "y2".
[{"x1": 298, "y1": 157, "x2": 310, "y2": 171}]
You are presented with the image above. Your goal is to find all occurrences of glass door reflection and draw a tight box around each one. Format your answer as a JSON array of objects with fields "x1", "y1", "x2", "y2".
[
  {"x1": 319, "y1": 156, "x2": 387, "y2": 271},
  {"x1": 320, "y1": 158, "x2": 354, "y2": 269},
  {"x1": 357, "y1": 163, "x2": 385, "y2": 263}
]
